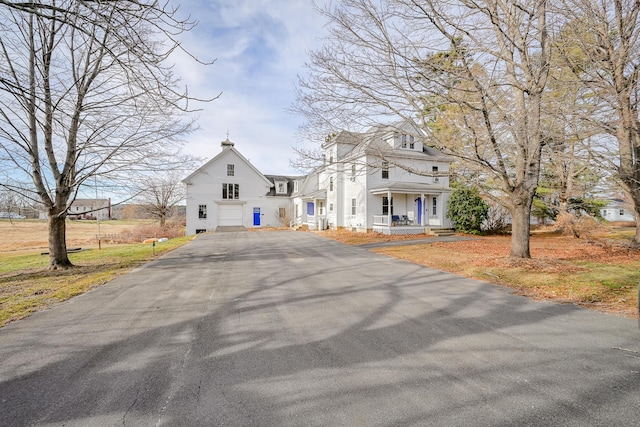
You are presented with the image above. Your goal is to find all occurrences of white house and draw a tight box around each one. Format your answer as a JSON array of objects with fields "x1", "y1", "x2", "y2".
[
  {"x1": 601, "y1": 199, "x2": 637, "y2": 223},
  {"x1": 183, "y1": 139, "x2": 298, "y2": 234},
  {"x1": 184, "y1": 122, "x2": 453, "y2": 236},
  {"x1": 292, "y1": 121, "x2": 453, "y2": 234}
]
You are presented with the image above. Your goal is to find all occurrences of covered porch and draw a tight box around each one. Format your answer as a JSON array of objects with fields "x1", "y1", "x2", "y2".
[
  {"x1": 370, "y1": 182, "x2": 449, "y2": 235},
  {"x1": 292, "y1": 189, "x2": 327, "y2": 230}
]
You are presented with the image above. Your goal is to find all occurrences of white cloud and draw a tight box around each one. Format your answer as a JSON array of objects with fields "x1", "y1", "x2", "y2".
[{"x1": 171, "y1": 0, "x2": 329, "y2": 175}]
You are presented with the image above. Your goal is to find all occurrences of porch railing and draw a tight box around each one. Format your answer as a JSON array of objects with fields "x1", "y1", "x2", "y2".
[{"x1": 373, "y1": 215, "x2": 390, "y2": 226}]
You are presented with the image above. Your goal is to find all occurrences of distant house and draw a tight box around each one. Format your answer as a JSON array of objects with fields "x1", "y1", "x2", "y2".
[
  {"x1": 67, "y1": 199, "x2": 112, "y2": 220},
  {"x1": 601, "y1": 199, "x2": 636, "y2": 223},
  {"x1": 183, "y1": 121, "x2": 453, "y2": 235}
]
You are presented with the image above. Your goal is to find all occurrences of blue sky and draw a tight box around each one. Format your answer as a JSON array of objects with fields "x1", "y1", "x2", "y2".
[{"x1": 172, "y1": 0, "x2": 329, "y2": 176}]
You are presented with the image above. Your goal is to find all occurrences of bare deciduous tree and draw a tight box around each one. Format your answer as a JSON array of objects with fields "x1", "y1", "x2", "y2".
[
  {"x1": 294, "y1": 0, "x2": 551, "y2": 258},
  {"x1": 0, "y1": 1, "x2": 216, "y2": 269},
  {"x1": 135, "y1": 171, "x2": 186, "y2": 227},
  {"x1": 558, "y1": 0, "x2": 640, "y2": 243}
]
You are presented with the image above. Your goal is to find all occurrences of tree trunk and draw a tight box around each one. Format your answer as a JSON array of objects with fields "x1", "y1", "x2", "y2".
[
  {"x1": 48, "y1": 212, "x2": 72, "y2": 270},
  {"x1": 631, "y1": 187, "x2": 640, "y2": 245},
  {"x1": 510, "y1": 192, "x2": 533, "y2": 258}
]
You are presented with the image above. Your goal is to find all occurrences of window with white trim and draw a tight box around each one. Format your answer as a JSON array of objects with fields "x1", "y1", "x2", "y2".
[
  {"x1": 222, "y1": 183, "x2": 239, "y2": 199},
  {"x1": 227, "y1": 164, "x2": 234, "y2": 176},
  {"x1": 432, "y1": 197, "x2": 437, "y2": 216},
  {"x1": 382, "y1": 196, "x2": 393, "y2": 215},
  {"x1": 330, "y1": 176, "x2": 334, "y2": 191},
  {"x1": 198, "y1": 205, "x2": 207, "y2": 219},
  {"x1": 351, "y1": 198, "x2": 357, "y2": 215},
  {"x1": 382, "y1": 161, "x2": 389, "y2": 179}
]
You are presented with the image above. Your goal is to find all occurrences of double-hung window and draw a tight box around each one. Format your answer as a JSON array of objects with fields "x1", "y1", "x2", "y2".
[
  {"x1": 222, "y1": 183, "x2": 239, "y2": 199},
  {"x1": 382, "y1": 161, "x2": 389, "y2": 179},
  {"x1": 351, "y1": 198, "x2": 357, "y2": 215},
  {"x1": 198, "y1": 204, "x2": 207, "y2": 219},
  {"x1": 227, "y1": 164, "x2": 234, "y2": 176},
  {"x1": 382, "y1": 196, "x2": 393, "y2": 215}
]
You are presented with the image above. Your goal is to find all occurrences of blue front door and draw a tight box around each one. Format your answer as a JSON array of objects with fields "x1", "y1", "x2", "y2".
[
  {"x1": 253, "y1": 207, "x2": 260, "y2": 226},
  {"x1": 417, "y1": 198, "x2": 422, "y2": 224}
]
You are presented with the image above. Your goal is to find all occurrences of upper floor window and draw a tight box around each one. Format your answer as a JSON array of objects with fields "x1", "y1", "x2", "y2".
[
  {"x1": 227, "y1": 164, "x2": 234, "y2": 176},
  {"x1": 351, "y1": 164, "x2": 356, "y2": 177},
  {"x1": 330, "y1": 176, "x2": 334, "y2": 191},
  {"x1": 198, "y1": 204, "x2": 207, "y2": 219},
  {"x1": 277, "y1": 182, "x2": 286, "y2": 194},
  {"x1": 382, "y1": 161, "x2": 389, "y2": 179},
  {"x1": 432, "y1": 165, "x2": 439, "y2": 183},
  {"x1": 401, "y1": 134, "x2": 414, "y2": 149},
  {"x1": 222, "y1": 183, "x2": 239, "y2": 199},
  {"x1": 294, "y1": 180, "x2": 299, "y2": 192},
  {"x1": 329, "y1": 154, "x2": 334, "y2": 164},
  {"x1": 351, "y1": 198, "x2": 357, "y2": 215},
  {"x1": 620, "y1": 209, "x2": 625, "y2": 216}
]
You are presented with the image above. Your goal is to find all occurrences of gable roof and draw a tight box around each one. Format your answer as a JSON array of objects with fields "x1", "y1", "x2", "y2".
[
  {"x1": 182, "y1": 144, "x2": 273, "y2": 187},
  {"x1": 326, "y1": 121, "x2": 452, "y2": 163}
]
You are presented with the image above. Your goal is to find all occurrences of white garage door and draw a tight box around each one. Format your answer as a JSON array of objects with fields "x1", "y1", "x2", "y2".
[{"x1": 218, "y1": 204, "x2": 243, "y2": 226}]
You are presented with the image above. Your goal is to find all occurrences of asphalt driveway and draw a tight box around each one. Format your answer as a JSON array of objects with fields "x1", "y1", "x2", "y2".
[{"x1": 0, "y1": 231, "x2": 638, "y2": 426}]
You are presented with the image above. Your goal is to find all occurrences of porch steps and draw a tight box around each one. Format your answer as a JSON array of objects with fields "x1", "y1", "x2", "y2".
[{"x1": 426, "y1": 228, "x2": 456, "y2": 237}]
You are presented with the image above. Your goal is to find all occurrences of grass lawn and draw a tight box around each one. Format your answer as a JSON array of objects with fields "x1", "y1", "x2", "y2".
[
  {"x1": 321, "y1": 228, "x2": 639, "y2": 318},
  {"x1": 0, "y1": 218, "x2": 191, "y2": 327}
]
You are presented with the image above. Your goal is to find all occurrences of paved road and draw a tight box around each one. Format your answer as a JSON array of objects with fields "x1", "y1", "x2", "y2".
[{"x1": 1, "y1": 231, "x2": 638, "y2": 426}]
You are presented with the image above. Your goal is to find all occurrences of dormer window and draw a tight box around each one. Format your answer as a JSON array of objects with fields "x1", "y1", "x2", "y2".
[
  {"x1": 276, "y1": 181, "x2": 286, "y2": 194},
  {"x1": 401, "y1": 134, "x2": 414, "y2": 149},
  {"x1": 294, "y1": 180, "x2": 299, "y2": 192}
]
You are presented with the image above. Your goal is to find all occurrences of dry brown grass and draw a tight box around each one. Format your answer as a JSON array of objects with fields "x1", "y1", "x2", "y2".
[
  {"x1": 320, "y1": 228, "x2": 640, "y2": 318},
  {"x1": 0, "y1": 219, "x2": 182, "y2": 252}
]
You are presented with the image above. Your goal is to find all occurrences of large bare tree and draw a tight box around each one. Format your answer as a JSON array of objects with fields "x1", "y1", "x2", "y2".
[
  {"x1": 0, "y1": 1, "x2": 214, "y2": 268},
  {"x1": 558, "y1": 0, "x2": 640, "y2": 243},
  {"x1": 295, "y1": 0, "x2": 551, "y2": 258}
]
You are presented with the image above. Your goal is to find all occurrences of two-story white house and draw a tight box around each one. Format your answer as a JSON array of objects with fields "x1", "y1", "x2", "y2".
[
  {"x1": 292, "y1": 121, "x2": 453, "y2": 234},
  {"x1": 184, "y1": 122, "x2": 453, "y2": 235}
]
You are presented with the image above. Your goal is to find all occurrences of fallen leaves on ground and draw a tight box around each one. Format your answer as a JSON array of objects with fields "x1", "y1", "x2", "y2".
[{"x1": 321, "y1": 229, "x2": 640, "y2": 318}]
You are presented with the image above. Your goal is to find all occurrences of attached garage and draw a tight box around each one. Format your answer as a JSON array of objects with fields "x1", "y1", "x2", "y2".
[{"x1": 218, "y1": 204, "x2": 243, "y2": 226}]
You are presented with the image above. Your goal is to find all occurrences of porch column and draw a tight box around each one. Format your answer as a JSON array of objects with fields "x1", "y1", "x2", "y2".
[
  {"x1": 387, "y1": 190, "x2": 392, "y2": 225},
  {"x1": 314, "y1": 198, "x2": 318, "y2": 229}
]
